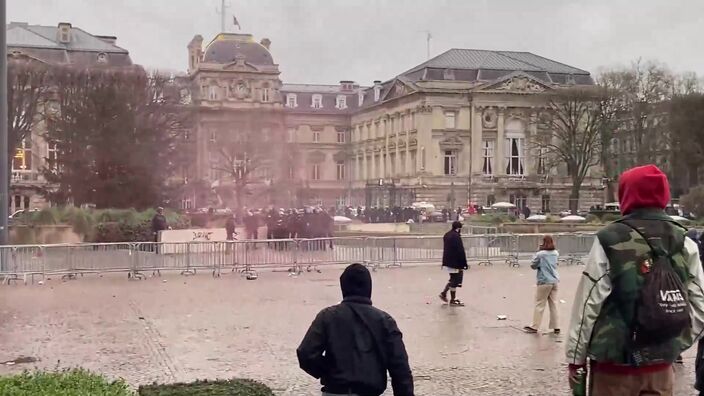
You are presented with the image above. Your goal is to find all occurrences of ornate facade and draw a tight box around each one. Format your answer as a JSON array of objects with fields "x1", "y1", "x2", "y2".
[{"x1": 187, "y1": 32, "x2": 604, "y2": 213}]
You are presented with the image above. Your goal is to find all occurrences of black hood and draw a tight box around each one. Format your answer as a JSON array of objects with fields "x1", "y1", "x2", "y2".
[{"x1": 340, "y1": 263, "x2": 372, "y2": 299}]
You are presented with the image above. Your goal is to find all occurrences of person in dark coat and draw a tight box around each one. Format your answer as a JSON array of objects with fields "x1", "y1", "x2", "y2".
[
  {"x1": 151, "y1": 207, "x2": 168, "y2": 242},
  {"x1": 225, "y1": 214, "x2": 237, "y2": 241},
  {"x1": 523, "y1": 206, "x2": 532, "y2": 219},
  {"x1": 243, "y1": 210, "x2": 259, "y2": 240},
  {"x1": 439, "y1": 221, "x2": 468, "y2": 306},
  {"x1": 297, "y1": 263, "x2": 414, "y2": 396}
]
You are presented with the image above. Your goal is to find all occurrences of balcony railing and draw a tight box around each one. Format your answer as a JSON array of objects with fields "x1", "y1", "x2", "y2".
[{"x1": 11, "y1": 171, "x2": 41, "y2": 183}]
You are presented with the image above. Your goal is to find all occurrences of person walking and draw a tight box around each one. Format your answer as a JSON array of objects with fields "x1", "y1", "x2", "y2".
[
  {"x1": 225, "y1": 213, "x2": 237, "y2": 241},
  {"x1": 297, "y1": 263, "x2": 414, "y2": 396},
  {"x1": 439, "y1": 221, "x2": 468, "y2": 306},
  {"x1": 523, "y1": 235, "x2": 560, "y2": 334},
  {"x1": 566, "y1": 165, "x2": 704, "y2": 396}
]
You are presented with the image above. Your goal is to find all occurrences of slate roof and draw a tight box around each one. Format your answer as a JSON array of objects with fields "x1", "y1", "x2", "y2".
[
  {"x1": 281, "y1": 84, "x2": 364, "y2": 115},
  {"x1": 404, "y1": 48, "x2": 589, "y2": 75},
  {"x1": 203, "y1": 34, "x2": 274, "y2": 66},
  {"x1": 6, "y1": 22, "x2": 132, "y2": 67},
  {"x1": 7, "y1": 22, "x2": 128, "y2": 53}
]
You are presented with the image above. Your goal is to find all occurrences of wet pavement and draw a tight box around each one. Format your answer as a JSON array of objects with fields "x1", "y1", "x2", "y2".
[{"x1": 0, "y1": 262, "x2": 699, "y2": 395}]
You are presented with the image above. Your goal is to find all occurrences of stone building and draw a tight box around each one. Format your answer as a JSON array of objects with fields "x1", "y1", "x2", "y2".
[
  {"x1": 187, "y1": 30, "x2": 604, "y2": 213},
  {"x1": 6, "y1": 22, "x2": 133, "y2": 212}
]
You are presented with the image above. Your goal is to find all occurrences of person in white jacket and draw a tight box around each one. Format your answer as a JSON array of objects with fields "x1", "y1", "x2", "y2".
[{"x1": 565, "y1": 165, "x2": 704, "y2": 395}]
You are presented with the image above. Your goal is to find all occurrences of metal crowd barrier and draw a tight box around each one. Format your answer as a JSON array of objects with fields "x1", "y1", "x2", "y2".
[{"x1": 0, "y1": 233, "x2": 596, "y2": 284}]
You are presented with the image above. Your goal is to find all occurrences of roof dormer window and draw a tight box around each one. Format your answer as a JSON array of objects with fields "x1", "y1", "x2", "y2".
[
  {"x1": 96, "y1": 52, "x2": 108, "y2": 64},
  {"x1": 286, "y1": 93, "x2": 298, "y2": 108},
  {"x1": 336, "y1": 95, "x2": 347, "y2": 110},
  {"x1": 373, "y1": 81, "x2": 382, "y2": 102},
  {"x1": 358, "y1": 91, "x2": 364, "y2": 106},
  {"x1": 312, "y1": 94, "x2": 323, "y2": 109}
]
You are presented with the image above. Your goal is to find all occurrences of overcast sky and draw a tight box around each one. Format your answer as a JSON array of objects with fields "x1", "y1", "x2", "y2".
[{"x1": 8, "y1": 0, "x2": 704, "y2": 84}]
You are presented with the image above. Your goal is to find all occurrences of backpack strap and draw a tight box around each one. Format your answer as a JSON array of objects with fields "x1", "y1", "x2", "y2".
[{"x1": 616, "y1": 218, "x2": 685, "y2": 259}]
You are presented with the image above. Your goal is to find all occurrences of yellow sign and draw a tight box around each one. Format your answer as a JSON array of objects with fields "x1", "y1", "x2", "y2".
[{"x1": 14, "y1": 148, "x2": 24, "y2": 159}]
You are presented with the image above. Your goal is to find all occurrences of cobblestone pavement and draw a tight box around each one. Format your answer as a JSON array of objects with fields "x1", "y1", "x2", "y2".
[{"x1": 0, "y1": 261, "x2": 699, "y2": 395}]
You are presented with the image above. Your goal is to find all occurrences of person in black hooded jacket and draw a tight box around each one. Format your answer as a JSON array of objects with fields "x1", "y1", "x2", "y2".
[
  {"x1": 439, "y1": 221, "x2": 468, "y2": 306},
  {"x1": 297, "y1": 263, "x2": 414, "y2": 396}
]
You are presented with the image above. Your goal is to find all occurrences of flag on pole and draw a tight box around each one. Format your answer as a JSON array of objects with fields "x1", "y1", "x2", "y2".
[{"x1": 233, "y1": 15, "x2": 241, "y2": 30}]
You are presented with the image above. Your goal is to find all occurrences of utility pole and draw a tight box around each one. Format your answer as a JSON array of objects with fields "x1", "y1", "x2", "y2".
[{"x1": 0, "y1": 0, "x2": 8, "y2": 254}]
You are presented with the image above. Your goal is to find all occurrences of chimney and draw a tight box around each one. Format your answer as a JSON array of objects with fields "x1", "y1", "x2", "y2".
[
  {"x1": 340, "y1": 80, "x2": 354, "y2": 92},
  {"x1": 57, "y1": 22, "x2": 72, "y2": 44},
  {"x1": 96, "y1": 35, "x2": 117, "y2": 45},
  {"x1": 260, "y1": 38, "x2": 271, "y2": 50},
  {"x1": 373, "y1": 80, "x2": 382, "y2": 102}
]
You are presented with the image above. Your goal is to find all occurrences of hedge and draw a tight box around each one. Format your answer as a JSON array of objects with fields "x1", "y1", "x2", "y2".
[
  {"x1": 137, "y1": 379, "x2": 275, "y2": 396},
  {"x1": 0, "y1": 369, "x2": 132, "y2": 396},
  {"x1": 0, "y1": 371, "x2": 275, "y2": 396}
]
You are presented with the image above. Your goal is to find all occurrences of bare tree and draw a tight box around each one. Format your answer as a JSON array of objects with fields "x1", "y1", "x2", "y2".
[
  {"x1": 43, "y1": 66, "x2": 187, "y2": 208},
  {"x1": 210, "y1": 126, "x2": 282, "y2": 210},
  {"x1": 7, "y1": 58, "x2": 49, "y2": 158},
  {"x1": 534, "y1": 88, "x2": 603, "y2": 213}
]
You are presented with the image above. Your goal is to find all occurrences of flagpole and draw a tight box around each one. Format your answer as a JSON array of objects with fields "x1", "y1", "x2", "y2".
[{"x1": 221, "y1": 0, "x2": 226, "y2": 32}]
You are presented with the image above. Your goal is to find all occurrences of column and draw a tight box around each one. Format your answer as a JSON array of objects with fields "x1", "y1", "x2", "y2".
[
  {"x1": 497, "y1": 107, "x2": 506, "y2": 176},
  {"x1": 384, "y1": 119, "x2": 390, "y2": 178},
  {"x1": 529, "y1": 109, "x2": 538, "y2": 176},
  {"x1": 363, "y1": 149, "x2": 368, "y2": 180},
  {"x1": 471, "y1": 105, "x2": 483, "y2": 174},
  {"x1": 405, "y1": 133, "x2": 411, "y2": 175},
  {"x1": 355, "y1": 153, "x2": 360, "y2": 180},
  {"x1": 371, "y1": 151, "x2": 376, "y2": 180},
  {"x1": 394, "y1": 116, "x2": 400, "y2": 176}
]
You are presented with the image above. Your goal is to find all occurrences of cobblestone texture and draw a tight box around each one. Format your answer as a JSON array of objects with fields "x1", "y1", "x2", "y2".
[{"x1": 0, "y1": 262, "x2": 699, "y2": 395}]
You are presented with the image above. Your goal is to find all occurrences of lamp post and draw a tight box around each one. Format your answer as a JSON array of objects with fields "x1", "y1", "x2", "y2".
[{"x1": 0, "y1": 0, "x2": 8, "y2": 256}]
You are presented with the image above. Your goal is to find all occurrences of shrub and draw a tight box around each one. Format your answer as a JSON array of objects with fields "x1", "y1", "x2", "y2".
[
  {"x1": 31, "y1": 208, "x2": 58, "y2": 225},
  {"x1": 0, "y1": 369, "x2": 132, "y2": 396},
  {"x1": 138, "y1": 379, "x2": 274, "y2": 396},
  {"x1": 602, "y1": 213, "x2": 622, "y2": 223}
]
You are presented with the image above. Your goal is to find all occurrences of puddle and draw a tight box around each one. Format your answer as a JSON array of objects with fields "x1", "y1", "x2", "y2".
[{"x1": 3, "y1": 356, "x2": 38, "y2": 366}]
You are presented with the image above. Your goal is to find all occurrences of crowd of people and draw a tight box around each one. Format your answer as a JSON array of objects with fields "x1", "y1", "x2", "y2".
[
  {"x1": 225, "y1": 208, "x2": 335, "y2": 243},
  {"x1": 297, "y1": 164, "x2": 704, "y2": 396}
]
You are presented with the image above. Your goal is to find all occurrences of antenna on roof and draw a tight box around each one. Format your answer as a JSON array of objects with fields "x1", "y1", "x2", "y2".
[
  {"x1": 216, "y1": 0, "x2": 230, "y2": 33},
  {"x1": 418, "y1": 30, "x2": 432, "y2": 60}
]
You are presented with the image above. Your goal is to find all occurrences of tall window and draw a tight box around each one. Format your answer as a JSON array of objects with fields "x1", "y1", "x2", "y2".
[
  {"x1": 336, "y1": 95, "x2": 347, "y2": 109},
  {"x1": 505, "y1": 137, "x2": 525, "y2": 175},
  {"x1": 286, "y1": 94, "x2": 297, "y2": 108},
  {"x1": 537, "y1": 146, "x2": 548, "y2": 175},
  {"x1": 444, "y1": 111, "x2": 456, "y2": 129},
  {"x1": 47, "y1": 142, "x2": 58, "y2": 172},
  {"x1": 261, "y1": 87, "x2": 270, "y2": 102},
  {"x1": 12, "y1": 139, "x2": 31, "y2": 171},
  {"x1": 487, "y1": 194, "x2": 496, "y2": 206},
  {"x1": 510, "y1": 193, "x2": 527, "y2": 210},
  {"x1": 208, "y1": 85, "x2": 218, "y2": 100},
  {"x1": 287, "y1": 128, "x2": 296, "y2": 143},
  {"x1": 336, "y1": 161, "x2": 345, "y2": 180},
  {"x1": 482, "y1": 140, "x2": 494, "y2": 175},
  {"x1": 312, "y1": 130, "x2": 321, "y2": 143},
  {"x1": 288, "y1": 167, "x2": 295, "y2": 180},
  {"x1": 541, "y1": 194, "x2": 551, "y2": 213},
  {"x1": 312, "y1": 94, "x2": 323, "y2": 109},
  {"x1": 337, "y1": 130, "x2": 346, "y2": 143},
  {"x1": 443, "y1": 150, "x2": 457, "y2": 176},
  {"x1": 311, "y1": 164, "x2": 320, "y2": 180}
]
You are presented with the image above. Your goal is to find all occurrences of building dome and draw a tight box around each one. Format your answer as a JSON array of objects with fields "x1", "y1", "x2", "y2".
[{"x1": 203, "y1": 33, "x2": 274, "y2": 66}]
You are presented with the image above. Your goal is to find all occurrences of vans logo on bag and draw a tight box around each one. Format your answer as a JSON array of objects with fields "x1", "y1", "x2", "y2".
[{"x1": 660, "y1": 290, "x2": 685, "y2": 303}]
